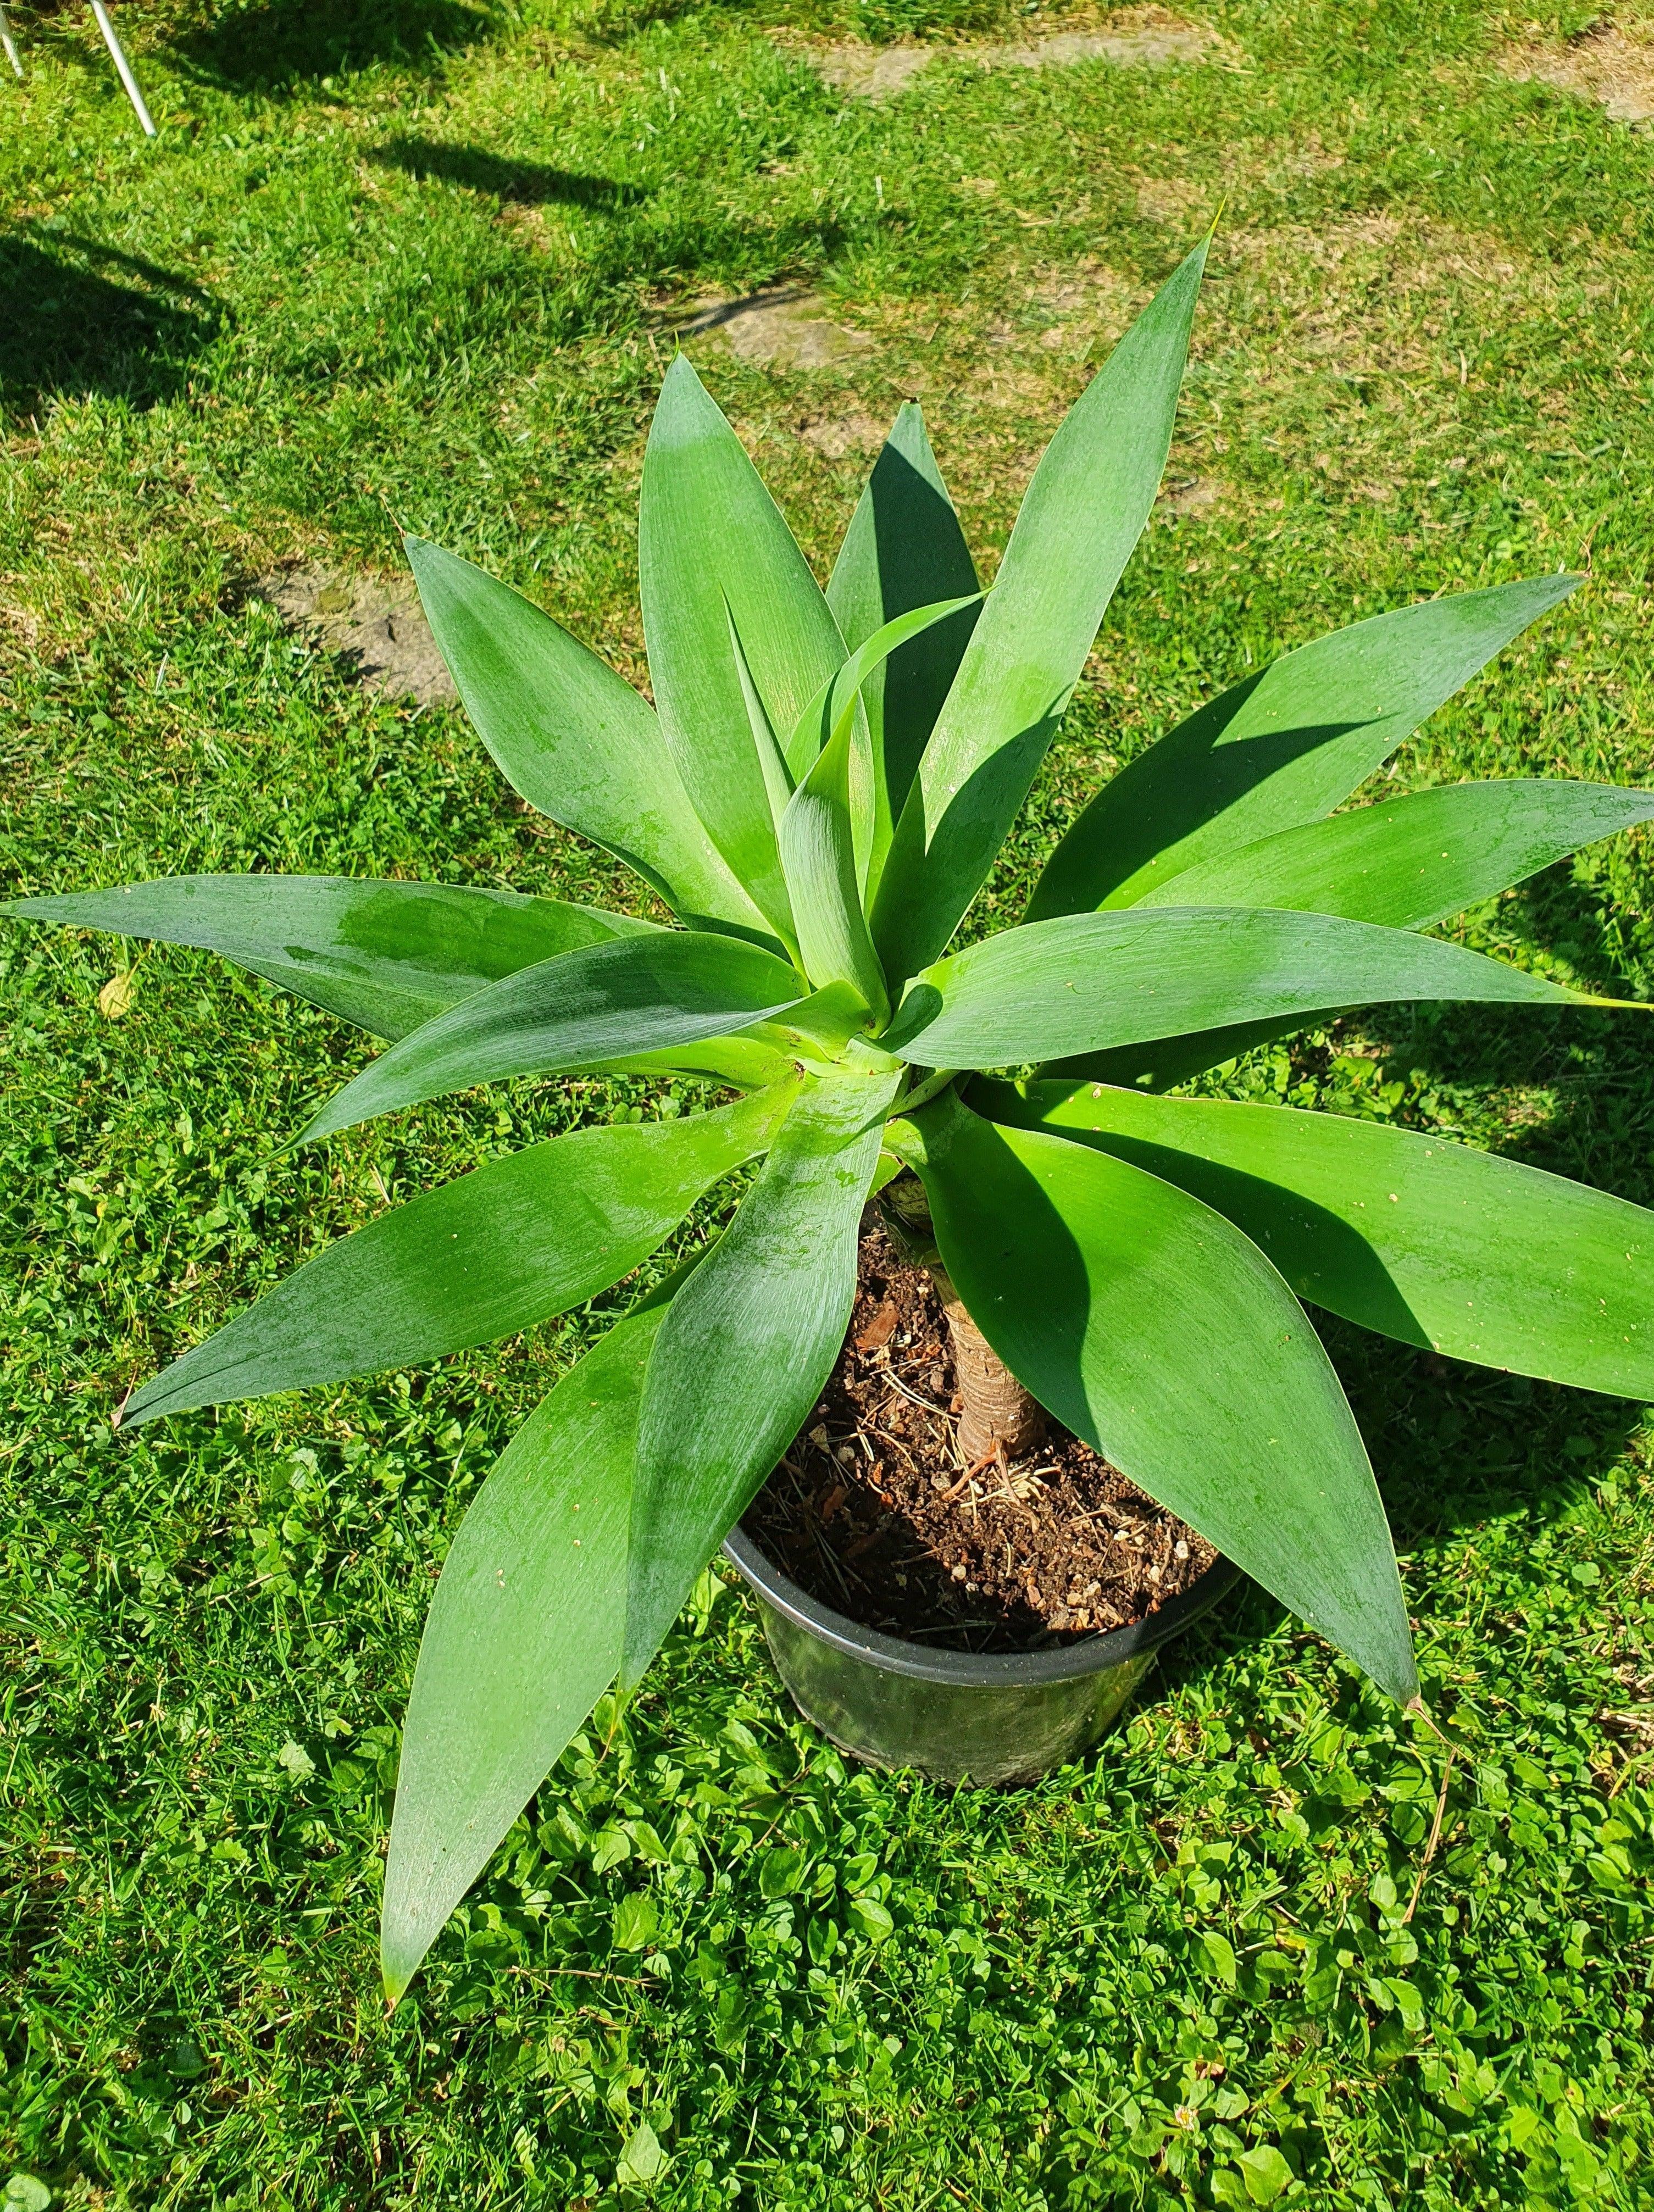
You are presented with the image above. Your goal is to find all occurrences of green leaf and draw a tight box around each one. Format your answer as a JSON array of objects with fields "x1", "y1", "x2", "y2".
[
  {"x1": 591, "y1": 1825, "x2": 632, "y2": 1875},
  {"x1": 980, "y1": 1081, "x2": 1654, "y2": 1397},
  {"x1": 1139, "y1": 778, "x2": 1654, "y2": 927},
  {"x1": 778, "y1": 716, "x2": 890, "y2": 1024},
  {"x1": 872, "y1": 240, "x2": 1207, "y2": 983},
  {"x1": 759, "y1": 1846, "x2": 808, "y2": 1897},
  {"x1": 615, "y1": 2121, "x2": 669, "y2": 2188},
  {"x1": 1028, "y1": 574, "x2": 1580, "y2": 921},
  {"x1": 623, "y1": 1071, "x2": 900, "y2": 1690},
  {"x1": 725, "y1": 596, "x2": 796, "y2": 840},
  {"x1": 889, "y1": 1092, "x2": 1417, "y2": 1702},
  {"x1": 781, "y1": 592, "x2": 984, "y2": 911},
  {"x1": 406, "y1": 536, "x2": 770, "y2": 944},
  {"x1": 380, "y1": 1292, "x2": 670, "y2": 2003},
  {"x1": 1041, "y1": 1014, "x2": 1320, "y2": 1098},
  {"x1": 786, "y1": 591, "x2": 985, "y2": 783},
  {"x1": 1235, "y1": 2144, "x2": 1295, "y2": 2205},
  {"x1": 847, "y1": 1894, "x2": 895, "y2": 1944},
  {"x1": 748, "y1": 981, "x2": 892, "y2": 1072},
  {"x1": 1, "y1": 874, "x2": 656, "y2": 1041},
  {"x1": 613, "y1": 1891, "x2": 659, "y2": 1951},
  {"x1": 640, "y1": 355, "x2": 846, "y2": 931},
  {"x1": 1198, "y1": 1929, "x2": 1238, "y2": 1987},
  {"x1": 1042, "y1": 778, "x2": 1654, "y2": 1088},
  {"x1": 296, "y1": 931, "x2": 804, "y2": 1145},
  {"x1": 603, "y1": 1034, "x2": 801, "y2": 1090},
  {"x1": 827, "y1": 402, "x2": 982, "y2": 892},
  {"x1": 885, "y1": 907, "x2": 1601, "y2": 1070},
  {"x1": 121, "y1": 1084, "x2": 795, "y2": 1429}
]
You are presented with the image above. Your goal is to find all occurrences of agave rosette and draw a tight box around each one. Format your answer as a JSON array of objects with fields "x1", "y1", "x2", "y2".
[{"x1": 10, "y1": 240, "x2": 1654, "y2": 2000}]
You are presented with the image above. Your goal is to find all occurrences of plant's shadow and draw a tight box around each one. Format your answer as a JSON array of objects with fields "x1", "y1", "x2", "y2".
[
  {"x1": 1348, "y1": 864, "x2": 1654, "y2": 1182},
  {"x1": 171, "y1": 0, "x2": 491, "y2": 90},
  {"x1": 1, "y1": 234, "x2": 217, "y2": 416},
  {"x1": 1150, "y1": 1332, "x2": 1642, "y2": 1715},
  {"x1": 370, "y1": 137, "x2": 648, "y2": 210},
  {"x1": 1084, "y1": 856, "x2": 1652, "y2": 1710}
]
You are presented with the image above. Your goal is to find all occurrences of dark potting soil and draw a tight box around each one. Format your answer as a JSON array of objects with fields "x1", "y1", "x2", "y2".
[{"x1": 745, "y1": 1219, "x2": 1218, "y2": 1655}]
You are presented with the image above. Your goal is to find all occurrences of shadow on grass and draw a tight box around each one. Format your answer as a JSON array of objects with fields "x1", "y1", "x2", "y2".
[
  {"x1": 1327, "y1": 1314, "x2": 1645, "y2": 1548},
  {"x1": 1143, "y1": 864, "x2": 1654, "y2": 1712},
  {"x1": 1145, "y1": 1354, "x2": 1644, "y2": 1733},
  {"x1": 1320, "y1": 864, "x2": 1654, "y2": 1189},
  {"x1": 370, "y1": 137, "x2": 649, "y2": 209},
  {"x1": 0, "y1": 234, "x2": 217, "y2": 417},
  {"x1": 173, "y1": 0, "x2": 492, "y2": 90}
]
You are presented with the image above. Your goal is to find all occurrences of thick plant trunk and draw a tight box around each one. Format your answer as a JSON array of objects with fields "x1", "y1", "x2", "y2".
[
  {"x1": 932, "y1": 1269, "x2": 1048, "y2": 1465},
  {"x1": 879, "y1": 1174, "x2": 1047, "y2": 1464}
]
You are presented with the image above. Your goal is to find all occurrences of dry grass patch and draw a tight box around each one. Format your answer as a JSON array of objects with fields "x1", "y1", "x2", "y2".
[
  {"x1": 1213, "y1": 213, "x2": 1557, "y2": 383},
  {"x1": 1501, "y1": 19, "x2": 1654, "y2": 126},
  {"x1": 799, "y1": 5, "x2": 1232, "y2": 103}
]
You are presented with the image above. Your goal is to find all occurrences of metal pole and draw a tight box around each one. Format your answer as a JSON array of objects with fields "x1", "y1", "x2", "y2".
[
  {"x1": 90, "y1": 1, "x2": 156, "y2": 135},
  {"x1": 0, "y1": 4, "x2": 24, "y2": 81}
]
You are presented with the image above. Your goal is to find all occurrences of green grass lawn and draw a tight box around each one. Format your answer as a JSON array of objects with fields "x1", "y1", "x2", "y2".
[{"x1": 4, "y1": 0, "x2": 1654, "y2": 2203}]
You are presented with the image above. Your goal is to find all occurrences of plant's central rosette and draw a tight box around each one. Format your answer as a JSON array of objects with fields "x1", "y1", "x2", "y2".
[{"x1": 10, "y1": 234, "x2": 1654, "y2": 2005}]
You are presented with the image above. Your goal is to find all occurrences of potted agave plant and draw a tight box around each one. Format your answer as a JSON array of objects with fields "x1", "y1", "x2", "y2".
[{"x1": 10, "y1": 237, "x2": 1654, "y2": 2006}]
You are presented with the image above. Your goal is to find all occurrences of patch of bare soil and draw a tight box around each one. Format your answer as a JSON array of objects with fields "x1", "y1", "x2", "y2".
[
  {"x1": 744, "y1": 1220, "x2": 1216, "y2": 1654},
  {"x1": 1501, "y1": 21, "x2": 1654, "y2": 125},
  {"x1": 674, "y1": 288, "x2": 874, "y2": 370},
  {"x1": 980, "y1": 17, "x2": 1220, "y2": 74},
  {"x1": 813, "y1": 42, "x2": 935, "y2": 100},
  {"x1": 256, "y1": 568, "x2": 456, "y2": 704},
  {"x1": 795, "y1": 408, "x2": 885, "y2": 458},
  {"x1": 804, "y1": 7, "x2": 1228, "y2": 103},
  {"x1": 1160, "y1": 473, "x2": 1224, "y2": 513}
]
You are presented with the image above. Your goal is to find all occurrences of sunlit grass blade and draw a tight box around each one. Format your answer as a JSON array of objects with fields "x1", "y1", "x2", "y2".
[
  {"x1": 622, "y1": 1071, "x2": 899, "y2": 1692},
  {"x1": 1028, "y1": 575, "x2": 1581, "y2": 921},
  {"x1": 406, "y1": 536, "x2": 773, "y2": 946},
  {"x1": 872, "y1": 239, "x2": 1208, "y2": 983},
  {"x1": 295, "y1": 932, "x2": 804, "y2": 1146},
  {"x1": 826, "y1": 403, "x2": 982, "y2": 892},
  {"x1": 884, "y1": 905, "x2": 1609, "y2": 1070},
  {"x1": 640, "y1": 355, "x2": 846, "y2": 931},
  {"x1": 890, "y1": 1092, "x2": 1417, "y2": 1704},
  {"x1": 121, "y1": 1085, "x2": 796, "y2": 1429},
  {"x1": 980, "y1": 1080, "x2": 1654, "y2": 1399},
  {"x1": 1, "y1": 874, "x2": 656, "y2": 1040}
]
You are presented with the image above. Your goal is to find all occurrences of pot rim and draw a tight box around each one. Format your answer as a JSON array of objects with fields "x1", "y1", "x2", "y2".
[{"x1": 723, "y1": 1519, "x2": 1241, "y2": 1688}]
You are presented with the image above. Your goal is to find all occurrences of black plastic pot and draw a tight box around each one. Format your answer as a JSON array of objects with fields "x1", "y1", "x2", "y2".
[{"x1": 723, "y1": 1522, "x2": 1241, "y2": 1786}]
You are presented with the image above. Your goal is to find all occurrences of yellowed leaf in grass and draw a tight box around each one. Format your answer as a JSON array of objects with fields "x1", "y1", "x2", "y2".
[{"x1": 98, "y1": 971, "x2": 137, "y2": 1019}]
